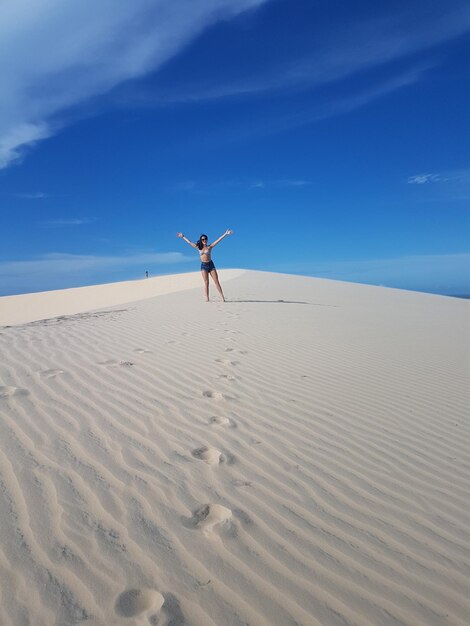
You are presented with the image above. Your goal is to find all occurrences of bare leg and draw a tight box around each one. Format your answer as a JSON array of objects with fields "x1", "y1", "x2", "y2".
[
  {"x1": 201, "y1": 270, "x2": 210, "y2": 301},
  {"x1": 210, "y1": 269, "x2": 225, "y2": 302}
]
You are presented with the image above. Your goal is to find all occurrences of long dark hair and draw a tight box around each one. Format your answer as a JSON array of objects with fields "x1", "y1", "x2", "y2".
[{"x1": 196, "y1": 234, "x2": 208, "y2": 250}]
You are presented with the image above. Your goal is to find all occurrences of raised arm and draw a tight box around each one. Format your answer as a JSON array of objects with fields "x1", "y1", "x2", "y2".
[
  {"x1": 176, "y1": 232, "x2": 197, "y2": 249},
  {"x1": 209, "y1": 229, "x2": 233, "y2": 249}
]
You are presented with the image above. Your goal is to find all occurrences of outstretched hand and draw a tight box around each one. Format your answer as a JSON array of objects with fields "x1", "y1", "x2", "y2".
[
  {"x1": 225, "y1": 229, "x2": 233, "y2": 236},
  {"x1": 176, "y1": 232, "x2": 184, "y2": 238}
]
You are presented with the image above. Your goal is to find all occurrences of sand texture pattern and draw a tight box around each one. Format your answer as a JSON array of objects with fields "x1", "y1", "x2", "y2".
[{"x1": 0, "y1": 271, "x2": 469, "y2": 625}]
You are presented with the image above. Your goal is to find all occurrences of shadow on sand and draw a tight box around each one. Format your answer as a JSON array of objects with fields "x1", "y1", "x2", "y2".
[{"x1": 226, "y1": 299, "x2": 338, "y2": 307}]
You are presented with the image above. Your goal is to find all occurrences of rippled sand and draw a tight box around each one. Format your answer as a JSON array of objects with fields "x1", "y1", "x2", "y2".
[{"x1": 0, "y1": 271, "x2": 468, "y2": 625}]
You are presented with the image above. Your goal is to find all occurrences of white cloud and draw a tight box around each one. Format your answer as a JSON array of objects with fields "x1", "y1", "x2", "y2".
[
  {"x1": 38, "y1": 218, "x2": 96, "y2": 227},
  {"x1": 175, "y1": 178, "x2": 312, "y2": 192},
  {"x1": 9, "y1": 191, "x2": 48, "y2": 199},
  {"x1": 196, "y1": 65, "x2": 431, "y2": 147},
  {"x1": 0, "y1": 122, "x2": 51, "y2": 169},
  {"x1": 278, "y1": 180, "x2": 311, "y2": 187},
  {"x1": 295, "y1": 4, "x2": 470, "y2": 89},
  {"x1": 127, "y1": 2, "x2": 470, "y2": 104},
  {"x1": 248, "y1": 179, "x2": 312, "y2": 189},
  {"x1": 0, "y1": 0, "x2": 267, "y2": 169},
  {"x1": 269, "y1": 253, "x2": 470, "y2": 295},
  {"x1": 407, "y1": 169, "x2": 470, "y2": 203},
  {"x1": 0, "y1": 251, "x2": 190, "y2": 274},
  {"x1": 2, "y1": 1, "x2": 468, "y2": 168},
  {"x1": 408, "y1": 169, "x2": 470, "y2": 185},
  {"x1": 0, "y1": 251, "x2": 193, "y2": 295},
  {"x1": 408, "y1": 173, "x2": 443, "y2": 184}
]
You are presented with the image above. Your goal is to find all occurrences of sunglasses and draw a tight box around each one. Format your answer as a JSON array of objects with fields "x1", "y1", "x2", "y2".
[{"x1": 201, "y1": 237, "x2": 207, "y2": 241}]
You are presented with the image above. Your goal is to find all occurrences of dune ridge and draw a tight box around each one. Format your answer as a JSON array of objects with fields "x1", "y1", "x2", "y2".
[
  {"x1": 0, "y1": 269, "x2": 245, "y2": 326},
  {"x1": 0, "y1": 270, "x2": 468, "y2": 625}
]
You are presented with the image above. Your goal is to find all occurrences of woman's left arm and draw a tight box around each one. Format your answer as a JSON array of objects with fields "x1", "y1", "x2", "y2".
[{"x1": 210, "y1": 229, "x2": 233, "y2": 248}]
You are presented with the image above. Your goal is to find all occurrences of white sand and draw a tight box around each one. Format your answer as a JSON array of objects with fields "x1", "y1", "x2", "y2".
[
  {"x1": 0, "y1": 270, "x2": 468, "y2": 625},
  {"x1": 0, "y1": 270, "x2": 245, "y2": 327}
]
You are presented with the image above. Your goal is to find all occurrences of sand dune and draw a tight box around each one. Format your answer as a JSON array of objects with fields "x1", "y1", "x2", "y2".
[
  {"x1": 0, "y1": 270, "x2": 468, "y2": 625},
  {"x1": 0, "y1": 270, "x2": 245, "y2": 327}
]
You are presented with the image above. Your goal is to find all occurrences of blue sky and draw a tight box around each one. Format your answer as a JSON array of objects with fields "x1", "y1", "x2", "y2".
[{"x1": 1, "y1": 0, "x2": 469, "y2": 296}]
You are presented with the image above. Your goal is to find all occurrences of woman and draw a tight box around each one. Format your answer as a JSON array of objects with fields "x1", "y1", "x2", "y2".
[{"x1": 177, "y1": 229, "x2": 233, "y2": 302}]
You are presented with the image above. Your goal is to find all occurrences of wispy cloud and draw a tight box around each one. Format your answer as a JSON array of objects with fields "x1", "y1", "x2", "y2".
[
  {"x1": 194, "y1": 65, "x2": 430, "y2": 148},
  {"x1": 0, "y1": 251, "x2": 193, "y2": 295},
  {"x1": 174, "y1": 181, "x2": 197, "y2": 191},
  {"x1": 249, "y1": 179, "x2": 312, "y2": 189},
  {"x1": 10, "y1": 191, "x2": 49, "y2": 199},
  {"x1": 174, "y1": 178, "x2": 312, "y2": 192},
  {"x1": 0, "y1": 0, "x2": 267, "y2": 169},
  {"x1": 38, "y1": 218, "x2": 96, "y2": 227},
  {"x1": 0, "y1": 122, "x2": 51, "y2": 169},
  {"x1": 311, "y1": 65, "x2": 440, "y2": 132},
  {"x1": 408, "y1": 174, "x2": 445, "y2": 184},
  {"x1": 291, "y1": 3, "x2": 470, "y2": 90},
  {"x1": 122, "y1": 2, "x2": 470, "y2": 105},
  {"x1": 407, "y1": 169, "x2": 470, "y2": 203},
  {"x1": 408, "y1": 169, "x2": 470, "y2": 184},
  {"x1": 279, "y1": 180, "x2": 311, "y2": 187},
  {"x1": 268, "y1": 252, "x2": 470, "y2": 295},
  {"x1": 2, "y1": 1, "x2": 468, "y2": 170}
]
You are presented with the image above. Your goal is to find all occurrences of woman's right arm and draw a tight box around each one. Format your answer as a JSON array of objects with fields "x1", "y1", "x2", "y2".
[{"x1": 177, "y1": 232, "x2": 197, "y2": 249}]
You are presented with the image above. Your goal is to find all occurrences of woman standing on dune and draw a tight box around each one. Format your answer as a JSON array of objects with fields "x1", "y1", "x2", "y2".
[{"x1": 177, "y1": 229, "x2": 233, "y2": 302}]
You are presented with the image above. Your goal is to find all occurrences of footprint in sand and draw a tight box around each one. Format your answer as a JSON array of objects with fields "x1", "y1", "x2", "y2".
[
  {"x1": 224, "y1": 347, "x2": 235, "y2": 352},
  {"x1": 208, "y1": 416, "x2": 237, "y2": 428},
  {"x1": 150, "y1": 593, "x2": 185, "y2": 625},
  {"x1": 98, "y1": 359, "x2": 134, "y2": 367},
  {"x1": 202, "y1": 390, "x2": 235, "y2": 401},
  {"x1": 217, "y1": 374, "x2": 237, "y2": 382},
  {"x1": 191, "y1": 445, "x2": 223, "y2": 465},
  {"x1": 0, "y1": 386, "x2": 29, "y2": 398},
  {"x1": 189, "y1": 504, "x2": 232, "y2": 534},
  {"x1": 133, "y1": 348, "x2": 153, "y2": 354},
  {"x1": 232, "y1": 479, "x2": 253, "y2": 488},
  {"x1": 215, "y1": 359, "x2": 240, "y2": 367},
  {"x1": 39, "y1": 369, "x2": 64, "y2": 378},
  {"x1": 115, "y1": 588, "x2": 164, "y2": 618}
]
